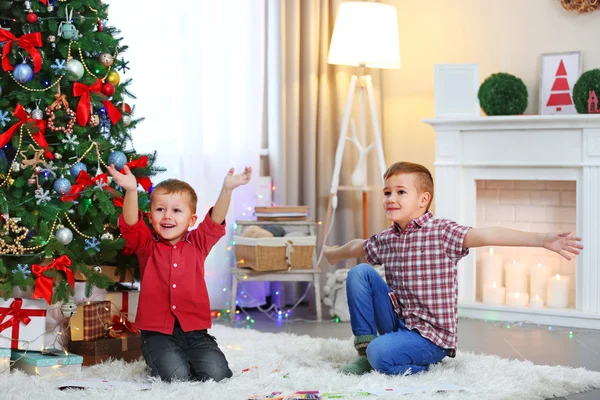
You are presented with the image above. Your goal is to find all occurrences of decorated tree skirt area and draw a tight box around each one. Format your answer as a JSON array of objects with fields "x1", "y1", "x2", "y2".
[{"x1": 0, "y1": 325, "x2": 599, "y2": 400}]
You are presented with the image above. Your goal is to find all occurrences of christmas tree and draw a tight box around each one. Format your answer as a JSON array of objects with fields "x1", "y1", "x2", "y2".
[{"x1": 0, "y1": 0, "x2": 162, "y2": 304}]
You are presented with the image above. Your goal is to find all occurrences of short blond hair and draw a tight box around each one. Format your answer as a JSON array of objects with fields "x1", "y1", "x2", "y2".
[
  {"x1": 383, "y1": 162, "x2": 434, "y2": 210},
  {"x1": 151, "y1": 179, "x2": 198, "y2": 213}
]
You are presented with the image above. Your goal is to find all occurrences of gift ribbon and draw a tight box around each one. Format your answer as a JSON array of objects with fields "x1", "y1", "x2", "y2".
[
  {"x1": 31, "y1": 255, "x2": 75, "y2": 305},
  {"x1": 0, "y1": 104, "x2": 53, "y2": 160},
  {"x1": 73, "y1": 78, "x2": 122, "y2": 126},
  {"x1": 122, "y1": 156, "x2": 152, "y2": 192},
  {"x1": 0, "y1": 299, "x2": 47, "y2": 349},
  {"x1": 0, "y1": 29, "x2": 43, "y2": 73},
  {"x1": 110, "y1": 314, "x2": 139, "y2": 335},
  {"x1": 61, "y1": 170, "x2": 124, "y2": 207}
]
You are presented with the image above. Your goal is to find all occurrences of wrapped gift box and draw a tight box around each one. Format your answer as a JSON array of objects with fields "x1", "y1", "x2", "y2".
[
  {"x1": 0, "y1": 298, "x2": 47, "y2": 351},
  {"x1": 70, "y1": 301, "x2": 111, "y2": 341},
  {"x1": 105, "y1": 291, "x2": 139, "y2": 323},
  {"x1": 68, "y1": 333, "x2": 142, "y2": 366},
  {"x1": 11, "y1": 350, "x2": 83, "y2": 376},
  {"x1": 0, "y1": 348, "x2": 10, "y2": 374}
]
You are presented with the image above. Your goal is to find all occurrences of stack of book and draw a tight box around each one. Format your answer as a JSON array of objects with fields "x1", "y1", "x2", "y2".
[{"x1": 254, "y1": 206, "x2": 309, "y2": 221}]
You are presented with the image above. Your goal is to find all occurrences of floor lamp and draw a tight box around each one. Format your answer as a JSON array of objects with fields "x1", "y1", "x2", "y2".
[{"x1": 321, "y1": 1, "x2": 400, "y2": 250}]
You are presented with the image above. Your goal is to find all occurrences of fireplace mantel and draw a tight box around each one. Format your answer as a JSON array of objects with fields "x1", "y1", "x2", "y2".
[{"x1": 423, "y1": 114, "x2": 600, "y2": 329}]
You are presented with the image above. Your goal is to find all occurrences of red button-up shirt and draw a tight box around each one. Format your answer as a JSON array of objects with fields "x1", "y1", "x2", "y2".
[
  {"x1": 363, "y1": 212, "x2": 470, "y2": 357},
  {"x1": 118, "y1": 209, "x2": 226, "y2": 334}
]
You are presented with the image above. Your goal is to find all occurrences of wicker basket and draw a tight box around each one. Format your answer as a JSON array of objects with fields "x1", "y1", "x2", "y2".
[{"x1": 234, "y1": 236, "x2": 315, "y2": 271}]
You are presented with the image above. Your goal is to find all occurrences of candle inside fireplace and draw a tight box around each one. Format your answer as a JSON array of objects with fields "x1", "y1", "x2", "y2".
[
  {"x1": 505, "y1": 260, "x2": 527, "y2": 293},
  {"x1": 482, "y1": 281, "x2": 506, "y2": 305},
  {"x1": 529, "y1": 293, "x2": 544, "y2": 308},
  {"x1": 506, "y1": 291, "x2": 529, "y2": 307},
  {"x1": 547, "y1": 274, "x2": 570, "y2": 308},
  {"x1": 481, "y1": 247, "x2": 503, "y2": 286}
]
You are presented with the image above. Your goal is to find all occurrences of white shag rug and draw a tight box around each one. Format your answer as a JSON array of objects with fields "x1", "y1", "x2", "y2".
[{"x1": 1, "y1": 324, "x2": 599, "y2": 400}]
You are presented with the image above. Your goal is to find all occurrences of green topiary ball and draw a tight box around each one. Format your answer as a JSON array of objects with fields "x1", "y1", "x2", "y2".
[
  {"x1": 478, "y1": 73, "x2": 528, "y2": 116},
  {"x1": 572, "y1": 69, "x2": 600, "y2": 113}
]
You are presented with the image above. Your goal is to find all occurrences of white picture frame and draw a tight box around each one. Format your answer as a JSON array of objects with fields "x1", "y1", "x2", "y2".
[
  {"x1": 434, "y1": 64, "x2": 480, "y2": 118},
  {"x1": 539, "y1": 51, "x2": 582, "y2": 115}
]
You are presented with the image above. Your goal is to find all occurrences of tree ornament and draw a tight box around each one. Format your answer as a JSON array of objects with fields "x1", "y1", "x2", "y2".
[
  {"x1": 13, "y1": 63, "x2": 33, "y2": 83},
  {"x1": 99, "y1": 53, "x2": 114, "y2": 67},
  {"x1": 26, "y1": 12, "x2": 38, "y2": 23},
  {"x1": 101, "y1": 82, "x2": 115, "y2": 97},
  {"x1": 107, "y1": 151, "x2": 127, "y2": 170},
  {"x1": 27, "y1": 177, "x2": 37, "y2": 185},
  {"x1": 69, "y1": 162, "x2": 87, "y2": 177},
  {"x1": 46, "y1": 93, "x2": 76, "y2": 135},
  {"x1": 93, "y1": 265, "x2": 102, "y2": 273},
  {"x1": 61, "y1": 300, "x2": 77, "y2": 318},
  {"x1": 106, "y1": 70, "x2": 120, "y2": 85},
  {"x1": 31, "y1": 102, "x2": 43, "y2": 120},
  {"x1": 58, "y1": 7, "x2": 79, "y2": 40},
  {"x1": 33, "y1": 166, "x2": 42, "y2": 175},
  {"x1": 0, "y1": 218, "x2": 29, "y2": 255},
  {"x1": 117, "y1": 102, "x2": 131, "y2": 114},
  {"x1": 11, "y1": 162, "x2": 20, "y2": 172},
  {"x1": 53, "y1": 177, "x2": 71, "y2": 195},
  {"x1": 54, "y1": 153, "x2": 62, "y2": 160},
  {"x1": 47, "y1": 34, "x2": 56, "y2": 50},
  {"x1": 65, "y1": 59, "x2": 84, "y2": 81},
  {"x1": 89, "y1": 114, "x2": 100, "y2": 127},
  {"x1": 47, "y1": 4, "x2": 54, "y2": 12},
  {"x1": 55, "y1": 226, "x2": 73, "y2": 245},
  {"x1": 24, "y1": 1, "x2": 31, "y2": 11},
  {"x1": 19, "y1": 145, "x2": 47, "y2": 170},
  {"x1": 122, "y1": 115, "x2": 132, "y2": 126},
  {"x1": 100, "y1": 232, "x2": 114, "y2": 241}
]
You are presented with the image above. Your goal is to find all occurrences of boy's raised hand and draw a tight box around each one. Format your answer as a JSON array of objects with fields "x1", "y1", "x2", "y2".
[
  {"x1": 107, "y1": 164, "x2": 138, "y2": 192},
  {"x1": 542, "y1": 232, "x2": 584, "y2": 260},
  {"x1": 223, "y1": 166, "x2": 252, "y2": 190}
]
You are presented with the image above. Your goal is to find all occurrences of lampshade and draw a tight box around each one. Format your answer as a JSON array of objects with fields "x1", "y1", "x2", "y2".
[{"x1": 328, "y1": 1, "x2": 400, "y2": 69}]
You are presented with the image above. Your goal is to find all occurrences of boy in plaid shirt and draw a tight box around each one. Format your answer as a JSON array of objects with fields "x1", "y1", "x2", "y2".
[{"x1": 324, "y1": 161, "x2": 583, "y2": 375}]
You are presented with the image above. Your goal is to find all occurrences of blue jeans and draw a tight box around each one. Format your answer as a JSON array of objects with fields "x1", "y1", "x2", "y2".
[
  {"x1": 346, "y1": 263, "x2": 449, "y2": 375},
  {"x1": 141, "y1": 320, "x2": 233, "y2": 382}
]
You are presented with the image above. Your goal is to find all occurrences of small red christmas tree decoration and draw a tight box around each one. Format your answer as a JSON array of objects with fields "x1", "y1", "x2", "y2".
[
  {"x1": 588, "y1": 90, "x2": 599, "y2": 113},
  {"x1": 546, "y1": 60, "x2": 573, "y2": 112}
]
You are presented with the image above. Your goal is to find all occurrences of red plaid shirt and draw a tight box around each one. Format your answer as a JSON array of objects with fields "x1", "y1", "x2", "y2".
[{"x1": 363, "y1": 212, "x2": 470, "y2": 357}]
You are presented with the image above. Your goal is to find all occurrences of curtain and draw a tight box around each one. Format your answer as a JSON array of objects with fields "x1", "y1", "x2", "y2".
[{"x1": 106, "y1": 1, "x2": 264, "y2": 309}]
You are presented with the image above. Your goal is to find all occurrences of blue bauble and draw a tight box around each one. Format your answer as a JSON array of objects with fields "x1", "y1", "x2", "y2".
[
  {"x1": 0, "y1": 149, "x2": 7, "y2": 174},
  {"x1": 13, "y1": 63, "x2": 33, "y2": 83},
  {"x1": 54, "y1": 177, "x2": 72, "y2": 195},
  {"x1": 69, "y1": 162, "x2": 87, "y2": 178},
  {"x1": 108, "y1": 151, "x2": 127, "y2": 170},
  {"x1": 0, "y1": 85, "x2": 3, "y2": 96}
]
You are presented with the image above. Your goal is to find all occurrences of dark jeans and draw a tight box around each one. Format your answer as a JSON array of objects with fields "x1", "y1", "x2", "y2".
[
  {"x1": 347, "y1": 263, "x2": 449, "y2": 375},
  {"x1": 141, "y1": 321, "x2": 233, "y2": 382}
]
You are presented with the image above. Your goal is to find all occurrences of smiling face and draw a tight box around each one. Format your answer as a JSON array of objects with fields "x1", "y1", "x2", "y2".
[
  {"x1": 148, "y1": 189, "x2": 198, "y2": 244},
  {"x1": 383, "y1": 173, "x2": 431, "y2": 230}
]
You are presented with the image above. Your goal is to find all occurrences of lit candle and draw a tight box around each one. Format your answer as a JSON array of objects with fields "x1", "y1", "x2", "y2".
[
  {"x1": 506, "y1": 291, "x2": 529, "y2": 307},
  {"x1": 529, "y1": 262, "x2": 551, "y2": 303},
  {"x1": 481, "y1": 248, "x2": 503, "y2": 286},
  {"x1": 547, "y1": 274, "x2": 570, "y2": 308},
  {"x1": 505, "y1": 260, "x2": 527, "y2": 293},
  {"x1": 482, "y1": 281, "x2": 506, "y2": 305},
  {"x1": 529, "y1": 293, "x2": 544, "y2": 308}
]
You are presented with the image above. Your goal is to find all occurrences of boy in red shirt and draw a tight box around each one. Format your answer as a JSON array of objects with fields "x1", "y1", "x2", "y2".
[
  {"x1": 324, "y1": 161, "x2": 583, "y2": 376},
  {"x1": 108, "y1": 164, "x2": 252, "y2": 382}
]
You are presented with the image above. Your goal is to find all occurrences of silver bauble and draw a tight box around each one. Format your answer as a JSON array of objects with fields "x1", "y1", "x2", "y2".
[
  {"x1": 31, "y1": 107, "x2": 43, "y2": 120},
  {"x1": 11, "y1": 162, "x2": 20, "y2": 172},
  {"x1": 100, "y1": 232, "x2": 114, "y2": 241},
  {"x1": 122, "y1": 115, "x2": 132, "y2": 126},
  {"x1": 47, "y1": 4, "x2": 54, "y2": 12},
  {"x1": 65, "y1": 59, "x2": 84, "y2": 81},
  {"x1": 54, "y1": 153, "x2": 62, "y2": 160},
  {"x1": 55, "y1": 227, "x2": 73, "y2": 245},
  {"x1": 61, "y1": 301, "x2": 77, "y2": 318},
  {"x1": 53, "y1": 177, "x2": 71, "y2": 194}
]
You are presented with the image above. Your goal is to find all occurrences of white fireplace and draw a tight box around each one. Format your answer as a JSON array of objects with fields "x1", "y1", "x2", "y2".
[{"x1": 423, "y1": 114, "x2": 600, "y2": 329}]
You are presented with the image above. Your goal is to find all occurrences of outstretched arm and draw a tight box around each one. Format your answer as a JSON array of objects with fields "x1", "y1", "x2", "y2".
[
  {"x1": 107, "y1": 164, "x2": 139, "y2": 226},
  {"x1": 211, "y1": 166, "x2": 252, "y2": 224},
  {"x1": 323, "y1": 239, "x2": 365, "y2": 265},
  {"x1": 463, "y1": 227, "x2": 583, "y2": 260}
]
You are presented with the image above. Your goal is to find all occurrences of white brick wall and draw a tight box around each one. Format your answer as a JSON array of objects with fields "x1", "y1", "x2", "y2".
[{"x1": 475, "y1": 180, "x2": 577, "y2": 307}]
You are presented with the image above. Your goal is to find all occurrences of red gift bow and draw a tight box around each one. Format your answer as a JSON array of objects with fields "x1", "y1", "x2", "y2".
[
  {"x1": 111, "y1": 314, "x2": 140, "y2": 334},
  {"x1": 122, "y1": 156, "x2": 152, "y2": 192},
  {"x1": 0, "y1": 29, "x2": 43, "y2": 73},
  {"x1": 0, "y1": 299, "x2": 47, "y2": 349},
  {"x1": 31, "y1": 255, "x2": 75, "y2": 305},
  {"x1": 73, "y1": 78, "x2": 122, "y2": 126},
  {"x1": 61, "y1": 170, "x2": 124, "y2": 206},
  {"x1": 0, "y1": 104, "x2": 53, "y2": 160},
  {"x1": 40, "y1": 0, "x2": 48, "y2": 4}
]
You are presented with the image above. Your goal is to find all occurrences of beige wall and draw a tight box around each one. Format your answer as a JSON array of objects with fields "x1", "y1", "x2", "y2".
[{"x1": 380, "y1": 0, "x2": 599, "y2": 212}]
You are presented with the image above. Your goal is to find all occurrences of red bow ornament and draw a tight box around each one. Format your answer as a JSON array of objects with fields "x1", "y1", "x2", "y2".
[
  {"x1": 122, "y1": 156, "x2": 152, "y2": 192},
  {"x1": 31, "y1": 255, "x2": 75, "y2": 305},
  {"x1": 0, "y1": 104, "x2": 52, "y2": 160},
  {"x1": 73, "y1": 78, "x2": 122, "y2": 126},
  {"x1": 0, "y1": 29, "x2": 43, "y2": 73},
  {"x1": 61, "y1": 170, "x2": 124, "y2": 207}
]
